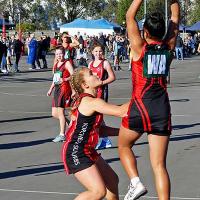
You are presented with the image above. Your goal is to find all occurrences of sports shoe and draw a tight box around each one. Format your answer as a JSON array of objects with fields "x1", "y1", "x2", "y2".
[
  {"x1": 124, "y1": 181, "x2": 147, "y2": 200},
  {"x1": 29, "y1": 67, "x2": 36, "y2": 70},
  {"x1": 52, "y1": 135, "x2": 66, "y2": 143},
  {"x1": 95, "y1": 137, "x2": 112, "y2": 150},
  {"x1": 14, "y1": 69, "x2": 21, "y2": 73},
  {"x1": 1, "y1": 69, "x2": 8, "y2": 74}
]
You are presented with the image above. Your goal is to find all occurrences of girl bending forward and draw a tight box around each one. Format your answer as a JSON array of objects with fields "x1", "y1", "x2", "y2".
[{"x1": 62, "y1": 67, "x2": 128, "y2": 200}]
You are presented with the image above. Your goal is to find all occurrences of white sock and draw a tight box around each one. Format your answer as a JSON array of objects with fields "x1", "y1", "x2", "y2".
[
  {"x1": 60, "y1": 133, "x2": 64, "y2": 136},
  {"x1": 131, "y1": 177, "x2": 140, "y2": 186}
]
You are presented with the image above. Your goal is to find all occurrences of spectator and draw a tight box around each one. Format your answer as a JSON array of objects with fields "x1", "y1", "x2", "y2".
[
  {"x1": 0, "y1": 37, "x2": 8, "y2": 74},
  {"x1": 76, "y1": 44, "x2": 88, "y2": 67},
  {"x1": 98, "y1": 32, "x2": 107, "y2": 52},
  {"x1": 113, "y1": 35, "x2": 123, "y2": 70},
  {"x1": 50, "y1": 36, "x2": 58, "y2": 49},
  {"x1": 187, "y1": 35, "x2": 195, "y2": 55},
  {"x1": 36, "y1": 35, "x2": 48, "y2": 69},
  {"x1": 13, "y1": 34, "x2": 24, "y2": 72},
  {"x1": 10, "y1": 35, "x2": 15, "y2": 57},
  {"x1": 0, "y1": 40, "x2": 5, "y2": 72},
  {"x1": 27, "y1": 33, "x2": 38, "y2": 70},
  {"x1": 175, "y1": 34, "x2": 184, "y2": 60}
]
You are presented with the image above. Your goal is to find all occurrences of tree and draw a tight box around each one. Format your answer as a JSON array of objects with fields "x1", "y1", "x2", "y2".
[
  {"x1": 16, "y1": 22, "x2": 36, "y2": 32},
  {"x1": 116, "y1": 0, "x2": 132, "y2": 25},
  {"x1": 116, "y1": 0, "x2": 144, "y2": 25},
  {"x1": 184, "y1": 0, "x2": 200, "y2": 25},
  {"x1": 46, "y1": 0, "x2": 105, "y2": 23},
  {"x1": 146, "y1": 0, "x2": 165, "y2": 13},
  {"x1": 30, "y1": 2, "x2": 49, "y2": 29},
  {"x1": 92, "y1": 0, "x2": 118, "y2": 20},
  {"x1": 0, "y1": 0, "x2": 32, "y2": 24}
]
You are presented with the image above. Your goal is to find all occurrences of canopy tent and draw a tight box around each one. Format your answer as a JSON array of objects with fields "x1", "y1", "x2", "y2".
[
  {"x1": 60, "y1": 18, "x2": 122, "y2": 36},
  {"x1": 187, "y1": 21, "x2": 200, "y2": 31},
  {"x1": 0, "y1": 18, "x2": 15, "y2": 26},
  {"x1": 179, "y1": 24, "x2": 187, "y2": 31}
]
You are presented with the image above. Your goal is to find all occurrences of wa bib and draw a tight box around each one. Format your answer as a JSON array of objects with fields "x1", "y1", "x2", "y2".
[
  {"x1": 53, "y1": 71, "x2": 62, "y2": 85},
  {"x1": 143, "y1": 45, "x2": 172, "y2": 78}
]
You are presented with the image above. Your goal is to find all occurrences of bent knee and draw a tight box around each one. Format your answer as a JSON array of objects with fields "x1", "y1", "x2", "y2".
[{"x1": 92, "y1": 187, "x2": 107, "y2": 199}]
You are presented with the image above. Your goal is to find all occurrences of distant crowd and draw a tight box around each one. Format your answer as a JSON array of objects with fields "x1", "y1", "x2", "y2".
[
  {"x1": 1, "y1": 30, "x2": 200, "y2": 74},
  {"x1": 175, "y1": 32, "x2": 200, "y2": 60}
]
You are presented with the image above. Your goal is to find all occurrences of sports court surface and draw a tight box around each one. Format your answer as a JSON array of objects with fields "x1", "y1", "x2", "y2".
[{"x1": 0, "y1": 55, "x2": 200, "y2": 200}]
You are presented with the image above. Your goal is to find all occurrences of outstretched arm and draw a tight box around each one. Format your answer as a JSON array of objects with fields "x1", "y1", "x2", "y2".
[
  {"x1": 91, "y1": 98, "x2": 130, "y2": 117},
  {"x1": 164, "y1": 0, "x2": 180, "y2": 50},
  {"x1": 126, "y1": 0, "x2": 144, "y2": 54}
]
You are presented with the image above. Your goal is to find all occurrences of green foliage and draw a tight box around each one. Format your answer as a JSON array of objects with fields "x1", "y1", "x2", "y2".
[
  {"x1": 83, "y1": 0, "x2": 106, "y2": 18},
  {"x1": 47, "y1": 0, "x2": 105, "y2": 23},
  {"x1": 1, "y1": 0, "x2": 199, "y2": 31},
  {"x1": 116, "y1": 0, "x2": 144, "y2": 25},
  {"x1": 16, "y1": 23, "x2": 36, "y2": 32},
  {"x1": 187, "y1": 0, "x2": 200, "y2": 25},
  {"x1": 147, "y1": 0, "x2": 165, "y2": 13},
  {"x1": 116, "y1": 0, "x2": 132, "y2": 25},
  {"x1": 30, "y1": 3, "x2": 49, "y2": 29}
]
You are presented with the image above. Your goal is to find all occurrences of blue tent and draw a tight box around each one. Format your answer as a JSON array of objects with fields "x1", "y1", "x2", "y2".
[
  {"x1": 0, "y1": 18, "x2": 13, "y2": 26},
  {"x1": 60, "y1": 18, "x2": 90, "y2": 29},
  {"x1": 60, "y1": 18, "x2": 121, "y2": 29},
  {"x1": 90, "y1": 19, "x2": 121, "y2": 29},
  {"x1": 187, "y1": 21, "x2": 200, "y2": 31},
  {"x1": 179, "y1": 24, "x2": 186, "y2": 31}
]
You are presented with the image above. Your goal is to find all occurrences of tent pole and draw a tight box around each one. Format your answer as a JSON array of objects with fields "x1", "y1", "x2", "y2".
[
  {"x1": 165, "y1": 0, "x2": 168, "y2": 32},
  {"x1": 144, "y1": 0, "x2": 147, "y2": 18}
]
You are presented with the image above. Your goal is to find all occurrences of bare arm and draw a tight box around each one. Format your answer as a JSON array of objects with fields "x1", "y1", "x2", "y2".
[
  {"x1": 60, "y1": 61, "x2": 74, "y2": 83},
  {"x1": 126, "y1": 0, "x2": 144, "y2": 55},
  {"x1": 65, "y1": 61, "x2": 74, "y2": 75},
  {"x1": 47, "y1": 81, "x2": 55, "y2": 96},
  {"x1": 164, "y1": 0, "x2": 180, "y2": 50},
  {"x1": 69, "y1": 35, "x2": 80, "y2": 48},
  {"x1": 102, "y1": 60, "x2": 116, "y2": 85},
  {"x1": 91, "y1": 98, "x2": 129, "y2": 117}
]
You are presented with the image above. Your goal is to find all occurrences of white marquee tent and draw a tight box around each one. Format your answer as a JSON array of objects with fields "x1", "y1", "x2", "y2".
[{"x1": 60, "y1": 18, "x2": 121, "y2": 36}]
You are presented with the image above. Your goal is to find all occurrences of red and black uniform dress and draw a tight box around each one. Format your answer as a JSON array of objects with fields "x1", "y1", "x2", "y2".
[
  {"x1": 52, "y1": 60, "x2": 72, "y2": 108},
  {"x1": 62, "y1": 93, "x2": 103, "y2": 175},
  {"x1": 64, "y1": 44, "x2": 74, "y2": 66},
  {"x1": 89, "y1": 59, "x2": 109, "y2": 102},
  {"x1": 122, "y1": 42, "x2": 173, "y2": 135}
]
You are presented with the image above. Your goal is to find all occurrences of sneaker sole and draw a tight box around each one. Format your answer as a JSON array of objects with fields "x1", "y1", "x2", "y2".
[
  {"x1": 134, "y1": 189, "x2": 148, "y2": 200},
  {"x1": 52, "y1": 139, "x2": 65, "y2": 143},
  {"x1": 96, "y1": 145, "x2": 112, "y2": 150}
]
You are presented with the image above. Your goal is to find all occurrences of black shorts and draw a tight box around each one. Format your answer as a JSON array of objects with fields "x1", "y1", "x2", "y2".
[
  {"x1": 62, "y1": 141, "x2": 100, "y2": 175},
  {"x1": 122, "y1": 94, "x2": 172, "y2": 136},
  {"x1": 52, "y1": 86, "x2": 71, "y2": 108}
]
